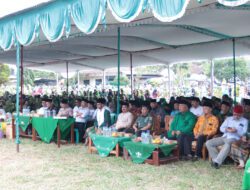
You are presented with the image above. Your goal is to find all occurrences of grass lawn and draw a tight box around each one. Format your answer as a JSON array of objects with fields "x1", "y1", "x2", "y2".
[{"x1": 0, "y1": 138, "x2": 244, "y2": 190}]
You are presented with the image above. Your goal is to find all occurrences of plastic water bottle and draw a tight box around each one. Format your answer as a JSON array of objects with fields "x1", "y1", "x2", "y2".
[
  {"x1": 103, "y1": 127, "x2": 106, "y2": 136},
  {"x1": 52, "y1": 110, "x2": 56, "y2": 117},
  {"x1": 141, "y1": 132, "x2": 145, "y2": 144},
  {"x1": 146, "y1": 130, "x2": 151, "y2": 144},
  {"x1": 44, "y1": 110, "x2": 47, "y2": 118},
  {"x1": 103, "y1": 127, "x2": 107, "y2": 136}
]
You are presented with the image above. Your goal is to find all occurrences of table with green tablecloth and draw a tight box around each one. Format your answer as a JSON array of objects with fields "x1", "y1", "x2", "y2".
[
  {"x1": 31, "y1": 117, "x2": 75, "y2": 147},
  {"x1": 19, "y1": 116, "x2": 31, "y2": 132},
  {"x1": 123, "y1": 141, "x2": 178, "y2": 165},
  {"x1": 242, "y1": 159, "x2": 250, "y2": 190},
  {"x1": 89, "y1": 134, "x2": 131, "y2": 157}
]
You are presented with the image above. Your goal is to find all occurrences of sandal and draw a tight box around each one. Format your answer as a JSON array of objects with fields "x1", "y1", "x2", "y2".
[{"x1": 236, "y1": 165, "x2": 245, "y2": 170}]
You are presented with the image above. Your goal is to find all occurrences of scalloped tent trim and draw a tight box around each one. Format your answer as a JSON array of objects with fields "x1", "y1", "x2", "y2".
[{"x1": 0, "y1": 0, "x2": 249, "y2": 50}]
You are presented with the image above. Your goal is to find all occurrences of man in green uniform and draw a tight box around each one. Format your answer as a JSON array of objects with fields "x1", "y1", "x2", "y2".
[
  {"x1": 132, "y1": 103, "x2": 153, "y2": 137},
  {"x1": 168, "y1": 100, "x2": 196, "y2": 160}
]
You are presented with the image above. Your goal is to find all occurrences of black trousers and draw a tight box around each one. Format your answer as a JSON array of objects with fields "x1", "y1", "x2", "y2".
[
  {"x1": 195, "y1": 135, "x2": 207, "y2": 157},
  {"x1": 169, "y1": 134, "x2": 193, "y2": 156},
  {"x1": 75, "y1": 122, "x2": 86, "y2": 142}
]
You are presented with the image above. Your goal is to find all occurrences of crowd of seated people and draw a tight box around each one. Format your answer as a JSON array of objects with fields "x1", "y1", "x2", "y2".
[{"x1": 0, "y1": 92, "x2": 249, "y2": 169}]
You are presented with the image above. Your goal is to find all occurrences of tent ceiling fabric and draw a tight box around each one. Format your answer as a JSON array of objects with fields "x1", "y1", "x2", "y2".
[
  {"x1": 0, "y1": 0, "x2": 248, "y2": 49},
  {"x1": 0, "y1": 0, "x2": 249, "y2": 72}
]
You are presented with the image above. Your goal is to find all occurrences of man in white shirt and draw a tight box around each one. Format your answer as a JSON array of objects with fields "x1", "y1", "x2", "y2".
[
  {"x1": 94, "y1": 98, "x2": 111, "y2": 129},
  {"x1": 206, "y1": 105, "x2": 248, "y2": 169},
  {"x1": 74, "y1": 98, "x2": 90, "y2": 142},
  {"x1": 115, "y1": 102, "x2": 133, "y2": 132},
  {"x1": 190, "y1": 97, "x2": 203, "y2": 117},
  {"x1": 37, "y1": 98, "x2": 47, "y2": 116},
  {"x1": 73, "y1": 98, "x2": 81, "y2": 118}
]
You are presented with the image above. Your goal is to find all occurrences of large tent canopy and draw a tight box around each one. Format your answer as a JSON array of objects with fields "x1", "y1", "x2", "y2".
[{"x1": 0, "y1": 0, "x2": 249, "y2": 73}]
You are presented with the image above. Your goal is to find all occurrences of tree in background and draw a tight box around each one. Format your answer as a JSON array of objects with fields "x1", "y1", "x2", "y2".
[
  {"x1": 32, "y1": 70, "x2": 56, "y2": 80},
  {"x1": 204, "y1": 58, "x2": 250, "y2": 82},
  {"x1": 110, "y1": 75, "x2": 130, "y2": 86},
  {"x1": 135, "y1": 65, "x2": 168, "y2": 75},
  {"x1": 172, "y1": 63, "x2": 190, "y2": 94},
  {"x1": 24, "y1": 68, "x2": 35, "y2": 86},
  {"x1": 0, "y1": 64, "x2": 10, "y2": 85}
]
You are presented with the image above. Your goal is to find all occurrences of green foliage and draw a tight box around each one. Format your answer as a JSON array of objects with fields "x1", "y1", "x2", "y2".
[
  {"x1": 135, "y1": 65, "x2": 168, "y2": 75},
  {"x1": 204, "y1": 58, "x2": 250, "y2": 82},
  {"x1": 32, "y1": 70, "x2": 56, "y2": 80},
  {"x1": 0, "y1": 64, "x2": 10, "y2": 85},
  {"x1": 24, "y1": 68, "x2": 35, "y2": 86},
  {"x1": 110, "y1": 75, "x2": 130, "y2": 86},
  {"x1": 3, "y1": 100, "x2": 15, "y2": 113},
  {"x1": 172, "y1": 63, "x2": 190, "y2": 88}
]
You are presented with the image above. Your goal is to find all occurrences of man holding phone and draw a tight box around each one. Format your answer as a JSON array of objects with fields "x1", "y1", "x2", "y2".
[{"x1": 206, "y1": 105, "x2": 248, "y2": 169}]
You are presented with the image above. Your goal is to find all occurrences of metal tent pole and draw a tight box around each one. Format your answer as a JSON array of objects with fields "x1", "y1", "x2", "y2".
[
  {"x1": 77, "y1": 70, "x2": 80, "y2": 95},
  {"x1": 117, "y1": 27, "x2": 121, "y2": 115},
  {"x1": 56, "y1": 73, "x2": 59, "y2": 93},
  {"x1": 233, "y1": 39, "x2": 236, "y2": 104},
  {"x1": 102, "y1": 70, "x2": 106, "y2": 90},
  {"x1": 130, "y1": 53, "x2": 133, "y2": 98},
  {"x1": 168, "y1": 64, "x2": 171, "y2": 98},
  {"x1": 66, "y1": 61, "x2": 69, "y2": 97},
  {"x1": 20, "y1": 45, "x2": 24, "y2": 111},
  {"x1": 211, "y1": 59, "x2": 214, "y2": 97},
  {"x1": 15, "y1": 43, "x2": 21, "y2": 152}
]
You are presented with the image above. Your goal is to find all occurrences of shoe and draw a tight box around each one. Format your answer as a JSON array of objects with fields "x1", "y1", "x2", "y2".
[
  {"x1": 192, "y1": 155, "x2": 199, "y2": 162},
  {"x1": 179, "y1": 156, "x2": 185, "y2": 161},
  {"x1": 211, "y1": 161, "x2": 220, "y2": 169},
  {"x1": 184, "y1": 154, "x2": 193, "y2": 161}
]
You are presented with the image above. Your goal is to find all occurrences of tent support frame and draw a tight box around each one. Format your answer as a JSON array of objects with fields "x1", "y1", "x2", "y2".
[
  {"x1": 233, "y1": 38, "x2": 236, "y2": 104},
  {"x1": 15, "y1": 43, "x2": 21, "y2": 152},
  {"x1": 117, "y1": 27, "x2": 121, "y2": 115}
]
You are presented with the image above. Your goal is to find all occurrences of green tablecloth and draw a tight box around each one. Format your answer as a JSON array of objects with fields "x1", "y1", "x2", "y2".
[
  {"x1": 90, "y1": 134, "x2": 131, "y2": 157},
  {"x1": 58, "y1": 118, "x2": 75, "y2": 140},
  {"x1": 32, "y1": 117, "x2": 58, "y2": 143},
  {"x1": 32, "y1": 117, "x2": 75, "y2": 143},
  {"x1": 19, "y1": 116, "x2": 30, "y2": 131},
  {"x1": 124, "y1": 141, "x2": 177, "y2": 164},
  {"x1": 242, "y1": 159, "x2": 250, "y2": 190}
]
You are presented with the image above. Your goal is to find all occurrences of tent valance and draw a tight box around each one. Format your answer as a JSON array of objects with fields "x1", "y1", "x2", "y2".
[{"x1": 0, "y1": 0, "x2": 248, "y2": 50}]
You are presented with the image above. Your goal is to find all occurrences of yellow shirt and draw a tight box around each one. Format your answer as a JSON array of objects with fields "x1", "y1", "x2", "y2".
[{"x1": 193, "y1": 114, "x2": 219, "y2": 136}]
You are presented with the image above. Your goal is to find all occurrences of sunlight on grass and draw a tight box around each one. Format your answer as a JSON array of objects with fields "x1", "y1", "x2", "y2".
[{"x1": 0, "y1": 139, "x2": 244, "y2": 190}]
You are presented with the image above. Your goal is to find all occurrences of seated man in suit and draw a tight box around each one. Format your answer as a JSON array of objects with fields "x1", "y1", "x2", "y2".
[
  {"x1": 193, "y1": 101, "x2": 219, "y2": 161},
  {"x1": 206, "y1": 105, "x2": 248, "y2": 169},
  {"x1": 168, "y1": 100, "x2": 196, "y2": 160}
]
